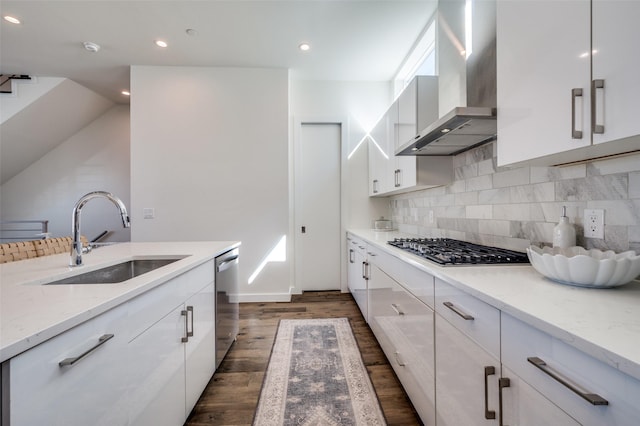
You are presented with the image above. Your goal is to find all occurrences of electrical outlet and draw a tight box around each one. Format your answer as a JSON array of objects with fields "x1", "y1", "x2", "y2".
[
  {"x1": 143, "y1": 208, "x2": 155, "y2": 219},
  {"x1": 583, "y1": 209, "x2": 604, "y2": 239}
]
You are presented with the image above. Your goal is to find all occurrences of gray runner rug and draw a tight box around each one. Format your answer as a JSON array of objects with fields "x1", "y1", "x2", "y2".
[{"x1": 253, "y1": 318, "x2": 387, "y2": 426}]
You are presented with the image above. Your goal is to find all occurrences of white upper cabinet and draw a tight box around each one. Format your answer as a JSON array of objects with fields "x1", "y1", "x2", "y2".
[
  {"x1": 591, "y1": 0, "x2": 640, "y2": 145},
  {"x1": 496, "y1": 0, "x2": 591, "y2": 166},
  {"x1": 369, "y1": 75, "x2": 451, "y2": 197},
  {"x1": 497, "y1": 0, "x2": 640, "y2": 167}
]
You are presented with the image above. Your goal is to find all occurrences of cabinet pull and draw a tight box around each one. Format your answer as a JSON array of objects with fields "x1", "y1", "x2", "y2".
[
  {"x1": 591, "y1": 79, "x2": 605, "y2": 134},
  {"x1": 373, "y1": 179, "x2": 379, "y2": 194},
  {"x1": 391, "y1": 303, "x2": 405, "y2": 316},
  {"x1": 484, "y1": 366, "x2": 497, "y2": 420},
  {"x1": 394, "y1": 169, "x2": 402, "y2": 187},
  {"x1": 527, "y1": 357, "x2": 608, "y2": 406},
  {"x1": 394, "y1": 351, "x2": 406, "y2": 367},
  {"x1": 349, "y1": 248, "x2": 355, "y2": 263},
  {"x1": 181, "y1": 309, "x2": 189, "y2": 342},
  {"x1": 59, "y1": 334, "x2": 114, "y2": 367},
  {"x1": 443, "y1": 301, "x2": 474, "y2": 320},
  {"x1": 187, "y1": 306, "x2": 194, "y2": 337},
  {"x1": 571, "y1": 88, "x2": 583, "y2": 139},
  {"x1": 498, "y1": 377, "x2": 510, "y2": 426},
  {"x1": 362, "y1": 261, "x2": 369, "y2": 280}
]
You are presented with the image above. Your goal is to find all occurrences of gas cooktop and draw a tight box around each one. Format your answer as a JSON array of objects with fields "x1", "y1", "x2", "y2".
[{"x1": 388, "y1": 238, "x2": 529, "y2": 266}]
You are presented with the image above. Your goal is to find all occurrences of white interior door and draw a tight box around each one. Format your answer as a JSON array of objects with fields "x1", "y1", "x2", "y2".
[{"x1": 295, "y1": 123, "x2": 341, "y2": 291}]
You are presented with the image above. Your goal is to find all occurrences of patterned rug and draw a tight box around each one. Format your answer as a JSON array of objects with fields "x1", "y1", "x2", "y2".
[{"x1": 253, "y1": 318, "x2": 387, "y2": 426}]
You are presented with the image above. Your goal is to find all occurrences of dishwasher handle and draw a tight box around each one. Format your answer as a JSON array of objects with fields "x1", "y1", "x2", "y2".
[{"x1": 217, "y1": 255, "x2": 239, "y2": 273}]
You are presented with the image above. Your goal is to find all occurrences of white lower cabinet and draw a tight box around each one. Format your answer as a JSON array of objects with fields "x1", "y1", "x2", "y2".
[
  {"x1": 5, "y1": 260, "x2": 216, "y2": 426},
  {"x1": 127, "y1": 263, "x2": 215, "y2": 426},
  {"x1": 501, "y1": 313, "x2": 640, "y2": 426},
  {"x1": 7, "y1": 304, "x2": 129, "y2": 426},
  {"x1": 346, "y1": 234, "x2": 368, "y2": 320},
  {"x1": 367, "y1": 251, "x2": 435, "y2": 425},
  {"x1": 434, "y1": 278, "x2": 501, "y2": 426}
]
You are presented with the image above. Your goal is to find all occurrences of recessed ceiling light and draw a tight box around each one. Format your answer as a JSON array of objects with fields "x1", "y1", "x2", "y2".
[
  {"x1": 155, "y1": 40, "x2": 168, "y2": 48},
  {"x1": 299, "y1": 43, "x2": 311, "y2": 52},
  {"x1": 121, "y1": 90, "x2": 131, "y2": 96},
  {"x1": 83, "y1": 41, "x2": 101, "y2": 53},
  {"x1": 4, "y1": 15, "x2": 21, "y2": 24}
]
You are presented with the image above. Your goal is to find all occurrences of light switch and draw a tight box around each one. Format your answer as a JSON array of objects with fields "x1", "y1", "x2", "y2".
[{"x1": 143, "y1": 208, "x2": 155, "y2": 219}]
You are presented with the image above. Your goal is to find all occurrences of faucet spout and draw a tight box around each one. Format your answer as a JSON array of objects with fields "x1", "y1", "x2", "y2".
[{"x1": 70, "y1": 191, "x2": 130, "y2": 267}]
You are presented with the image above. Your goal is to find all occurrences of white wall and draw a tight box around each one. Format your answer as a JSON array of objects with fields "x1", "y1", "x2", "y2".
[
  {"x1": 130, "y1": 66, "x2": 290, "y2": 301},
  {"x1": 0, "y1": 105, "x2": 131, "y2": 242}
]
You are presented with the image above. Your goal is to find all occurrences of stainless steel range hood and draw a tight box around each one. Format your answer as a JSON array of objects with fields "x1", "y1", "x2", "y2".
[
  {"x1": 396, "y1": 106, "x2": 496, "y2": 155},
  {"x1": 397, "y1": 0, "x2": 497, "y2": 156}
]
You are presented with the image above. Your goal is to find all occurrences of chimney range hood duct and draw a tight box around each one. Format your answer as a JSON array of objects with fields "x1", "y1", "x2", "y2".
[{"x1": 397, "y1": 0, "x2": 497, "y2": 156}]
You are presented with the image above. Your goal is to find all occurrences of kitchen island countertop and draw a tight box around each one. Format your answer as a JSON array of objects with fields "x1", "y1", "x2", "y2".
[
  {"x1": 0, "y1": 241, "x2": 239, "y2": 363},
  {"x1": 349, "y1": 229, "x2": 640, "y2": 382}
]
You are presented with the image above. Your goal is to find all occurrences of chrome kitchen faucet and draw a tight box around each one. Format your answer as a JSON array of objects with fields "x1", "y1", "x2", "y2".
[{"x1": 70, "y1": 191, "x2": 130, "y2": 267}]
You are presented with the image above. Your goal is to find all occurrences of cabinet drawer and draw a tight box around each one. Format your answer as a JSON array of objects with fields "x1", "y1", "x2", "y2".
[
  {"x1": 501, "y1": 313, "x2": 640, "y2": 426},
  {"x1": 368, "y1": 245, "x2": 434, "y2": 308},
  {"x1": 9, "y1": 305, "x2": 128, "y2": 426},
  {"x1": 434, "y1": 278, "x2": 500, "y2": 359},
  {"x1": 127, "y1": 260, "x2": 214, "y2": 341}
]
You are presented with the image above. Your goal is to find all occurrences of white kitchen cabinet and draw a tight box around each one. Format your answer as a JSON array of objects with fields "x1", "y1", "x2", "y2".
[
  {"x1": 127, "y1": 261, "x2": 215, "y2": 425},
  {"x1": 7, "y1": 304, "x2": 129, "y2": 426},
  {"x1": 501, "y1": 313, "x2": 640, "y2": 426},
  {"x1": 185, "y1": 282, "x2": 216, "y2": 413},
  {"x1": 369, "y1": 76, "x2": 451, "y2": 197},
  {"x1": 434, "y1": 278, "x2": 501, "y2": 425},
  {"x1": 368, "y1": 103, "x2": 395, "y2": 196},
  {"x1": 497, "y1": 0, "x2": 640, "y2": 167},
  {"x1": 346, "y1": 233, "x2": 368, "y2": 320},
  {"x1": 367, "y1": 254, "x2": 435, "y2": 425}
]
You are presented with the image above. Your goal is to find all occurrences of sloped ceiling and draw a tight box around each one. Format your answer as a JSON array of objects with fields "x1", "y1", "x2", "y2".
[{"x1": 0, "y1": 79, "x2": 114, "y2": 184}]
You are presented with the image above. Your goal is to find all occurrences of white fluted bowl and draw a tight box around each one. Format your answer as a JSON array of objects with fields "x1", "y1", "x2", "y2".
[{"x1": 526, "y1": 246, "x2": 640, "y2": 288}]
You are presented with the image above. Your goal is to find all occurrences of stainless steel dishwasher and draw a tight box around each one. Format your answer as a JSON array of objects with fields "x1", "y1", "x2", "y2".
[{"x1": 214, "y1": 248, "x2": 239, "y2": 369}]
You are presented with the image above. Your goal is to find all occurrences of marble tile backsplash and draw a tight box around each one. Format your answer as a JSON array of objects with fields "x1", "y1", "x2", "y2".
[{"x1": 390, "y1": 142, "x2": 640, "y2": 253}]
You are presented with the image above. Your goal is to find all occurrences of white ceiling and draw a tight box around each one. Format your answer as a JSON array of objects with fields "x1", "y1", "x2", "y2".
[{"x1": 1, "y1": 0, "x2": 438, "y2": 103}]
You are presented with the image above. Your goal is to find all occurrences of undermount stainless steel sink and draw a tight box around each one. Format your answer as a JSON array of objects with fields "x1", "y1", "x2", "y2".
[{"x1": 46, "y1": 257, "x2": 185, "y2": 285}]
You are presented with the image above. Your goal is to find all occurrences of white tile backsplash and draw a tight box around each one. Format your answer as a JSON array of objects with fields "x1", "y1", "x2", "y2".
[{"x1": 390, "y1": 142, "x2": 640, "y2": 251}]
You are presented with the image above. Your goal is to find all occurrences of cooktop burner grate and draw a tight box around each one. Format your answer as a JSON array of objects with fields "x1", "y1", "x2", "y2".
[{"x1": 388, "y1": 238, "x2": 529, "y2": 266}]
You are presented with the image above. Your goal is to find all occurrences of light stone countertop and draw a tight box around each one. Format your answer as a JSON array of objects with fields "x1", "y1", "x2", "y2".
[
  {"x1": 349, "y1": 229, "x2": 640, "y2": 382},
  {"x1": 0, "y1": 241, "x2": 240, "y2": 363}
]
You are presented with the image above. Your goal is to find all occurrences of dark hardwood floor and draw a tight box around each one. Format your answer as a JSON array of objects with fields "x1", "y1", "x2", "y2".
[{"x1": 185, "y1": 291, "x2": 422, "y2": 425}]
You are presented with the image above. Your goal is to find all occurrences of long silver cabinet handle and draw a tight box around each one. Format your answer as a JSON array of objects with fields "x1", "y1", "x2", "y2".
[
  {"x1": 527, "y1": 357, "x2": 608, "y2": 405},
  {"x1": 181, "y1": 309, "x2": 190, "y2": 342},
  {"x1": 391, "y1": 303, "x2": 405, "y2": 316},
  {"x1": 187, "y1": 306, "x2": 194, "y2": 337},
  {"x1": 59, "y1": 334, "x2": 114, "y2": 367},
  {"x1": 443, "y1": 301, "x2": 474, "y2": 320},
  {"x1": 484, "y1": 366, "x2": 497, "y2": 420},
  {"x1": 571, "y1": 88, "x2": 583, "y2": 139},
  {"x1": 591, "y1": 79, "x2": 605, "y2": 134},
  {"x1": 499, "y1": 377, "x2": 510, "y2": 426},
  {"x1": 349, "y1": 248, "x2": 355, "y2": 264}
]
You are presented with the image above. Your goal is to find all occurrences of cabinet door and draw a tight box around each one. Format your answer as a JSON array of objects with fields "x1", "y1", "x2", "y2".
[
  {"x1": 185, "y1": 282, "x2": 216, "y2": 414},
  {"x1": 592, "y1": 0, "x2": 640, "y2": 145},
  {"x1": 127, "y1": 304, "x2": 187, "y2": 426},
  {"x1": 501, "y1": 366, "x2": 580, "y2": 426},
  {"x1": 368, "y1": 106, "x2": 393, "y2": 196},
  {"x1": 9, "y1": 306, "x2": 128, "y2": 426},
  {"x1": 368, "y1": 263, "x2": 435, "y2": 425},
  {"x1": 497, "y1": 0, "x2": 591, "y2": 166},
  {"x1": 349, "y1": 241, "x2": 368, "y2": 320},
  {"x1": 435, "y1": 315, "x2": 500, "y2": 426}
]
